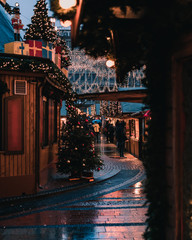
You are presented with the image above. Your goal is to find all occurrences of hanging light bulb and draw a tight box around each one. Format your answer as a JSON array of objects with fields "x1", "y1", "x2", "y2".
[
  {"x1": 59, "y1": 0, "x2": 77, "y2": 9},
  {"x1": 60, "y1": 20, "x2": 72, "y2": 28},
  {"x1": 106, "y1": 59, "x2": 115, "y2": 68}
]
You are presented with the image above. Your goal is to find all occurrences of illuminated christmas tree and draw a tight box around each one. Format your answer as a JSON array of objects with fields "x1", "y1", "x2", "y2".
[
  {"x1": 24, "y1": 0, "x2": 56, "y2": 43},
  {"x1": 57, "y1": 101, "x2": 103, "y2": 178}
]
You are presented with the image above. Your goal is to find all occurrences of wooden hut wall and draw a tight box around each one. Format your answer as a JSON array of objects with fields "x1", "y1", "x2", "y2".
[
  {"x1": 0, "y1": 73, "x2": 37, "y2": 197},
  {"x1": 38, "y1": 91, "x2": 60, "y2": 186}
]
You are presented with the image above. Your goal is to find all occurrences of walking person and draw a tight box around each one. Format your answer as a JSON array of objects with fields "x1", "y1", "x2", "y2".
[
  {"x1": 116, "y1": 121, "x2": 127, "y2": 157},
  {"x1": 92, "y1": 122, "x2": 100, "y2": 143}
]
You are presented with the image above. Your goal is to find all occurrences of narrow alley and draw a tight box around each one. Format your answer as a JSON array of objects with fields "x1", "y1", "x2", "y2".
[{"x1": 0, "y1": 135, "x2": 147, "y2": 240}]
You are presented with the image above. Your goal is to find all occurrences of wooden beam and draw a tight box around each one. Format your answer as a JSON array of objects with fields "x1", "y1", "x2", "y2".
[
  {"x1": 71, "y1": 0, "x2": 84, "y2": 48},
  {"x1": 77, "y1": 89, "x2": 147, "y2": 103}
]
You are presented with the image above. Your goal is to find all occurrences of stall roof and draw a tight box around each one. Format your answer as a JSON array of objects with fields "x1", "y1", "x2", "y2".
[
  {"x1": 0, "y1": 53, "x2": 70, "y2": 93},
  {"x1": 121, "y1": 102, "x2": 145, "y2": 113}
]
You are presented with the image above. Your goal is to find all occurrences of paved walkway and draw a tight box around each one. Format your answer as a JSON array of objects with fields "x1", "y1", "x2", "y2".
[
  {"x1": 0, "y1": 135, "x2": 147, "y2": 240},
  {"x1": 38, "y1": 135, "x2": 145, "y2": 196}
]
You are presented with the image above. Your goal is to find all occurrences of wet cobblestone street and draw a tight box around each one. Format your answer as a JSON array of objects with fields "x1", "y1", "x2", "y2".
[{"x1": 0, "y1": 136, "x2": 147, "y2": 239}]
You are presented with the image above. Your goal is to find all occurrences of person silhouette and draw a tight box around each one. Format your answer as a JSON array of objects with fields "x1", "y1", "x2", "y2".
[{"x1": 116, "y1": 121, "x2": 127, "y2": 157}]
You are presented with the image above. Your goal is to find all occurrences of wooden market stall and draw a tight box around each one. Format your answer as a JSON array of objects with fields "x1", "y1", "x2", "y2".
[
  {"x1": 0, "y1": 53, "x2": 69, "y2": 197},
  {"x1": 123, "y1": 110, "x2": 150, "y2": 159}
]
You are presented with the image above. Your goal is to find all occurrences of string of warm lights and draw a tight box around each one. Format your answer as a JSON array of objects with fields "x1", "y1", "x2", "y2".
[
  {"x1": 100, "y1": 100, "x2": 122, "y2": 117},
  {"x1": 68, "y1": 49, "x2": 145, "y2": 94},
  {"x1": 0, "y1": 55, "x2": 74, "y2": 99}
]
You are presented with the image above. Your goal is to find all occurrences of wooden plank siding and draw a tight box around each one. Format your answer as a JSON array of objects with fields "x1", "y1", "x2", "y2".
[
  {"x1": 0, "y1": 74, "x2": 37, "y2": 178},
  {"x1": 0, "y1": 70, "x2": 61, "y2": 197}
]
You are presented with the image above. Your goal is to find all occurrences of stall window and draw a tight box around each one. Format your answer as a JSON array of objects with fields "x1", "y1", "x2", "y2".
[
  {"x1": 5, "y1": 96, "x2": 24, "y2": 153},
  {"x1": 43, "y1": 98, "x2": 49, "y2": 146}
]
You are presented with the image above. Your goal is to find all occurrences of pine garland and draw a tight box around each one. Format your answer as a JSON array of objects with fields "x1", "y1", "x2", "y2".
[
  {"x1": 56, "y1": 36, "x2": 71, "y2": 67},
  {"x1": 0, "y1": 53, "x2": 74, "y2": 100}
]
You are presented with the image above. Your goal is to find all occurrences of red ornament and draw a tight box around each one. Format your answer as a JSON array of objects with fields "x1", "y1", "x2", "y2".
[
  {"x1": 85, "y1": 119, "x2": 89, "y2": 122},
  {"x1": 97, "y1": 167, "x2": 100, "y2": 171},
  {"x1": 78, "y1": 121, "x2": 80, "y2": 125}
]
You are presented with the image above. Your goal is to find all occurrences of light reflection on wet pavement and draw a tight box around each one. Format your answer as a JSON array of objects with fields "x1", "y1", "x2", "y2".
[{"x1": 0, "y1": 137, "x2": 147, "y2": 240}]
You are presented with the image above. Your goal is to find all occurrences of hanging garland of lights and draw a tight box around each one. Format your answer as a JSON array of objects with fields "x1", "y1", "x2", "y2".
[
  {"x1": 68, "y1": 49, "x2": 117, "y2": 94},
  {"x1": 0, "y1": 54, "x2": 75, "y2": 100}
]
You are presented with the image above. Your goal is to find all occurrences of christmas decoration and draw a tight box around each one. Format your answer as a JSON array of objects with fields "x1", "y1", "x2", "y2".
[
  {"x1": 100, "y1": 100, "x2": 109, "y2": 116},
  {"x1": 55, "y1": 36, "x2": 71, "y2": 68},
  {"x1": 41, "y1": 40, "x2": 53, "y2": 60},
  {"x1": 108, "y1": 101, "x2": 122, "y2": 117},
  {"x1": 0, "y1": 53, "x2": 75, "y2": 99},
  {"x1": 57, "y1": 100, "x2": 103, "y2": 178},
  {"x1": 24, "y1": 0, "x2": 56, "y2": 43},
  {"x1": 55, "y1": 53, "x2": 61, "y2": 69},
  {"x1": 11, "y1": 3, "x2": 23, "y2": 41},
  {"x1": 25, "y1": 39, "x2": 42, "y2": 57},
  {"x1": 4, "y1": 41, "x2": 29, "y2": 56},
  {"x1": 67, "y1": 48, "x2": 144, "y2": 94}
]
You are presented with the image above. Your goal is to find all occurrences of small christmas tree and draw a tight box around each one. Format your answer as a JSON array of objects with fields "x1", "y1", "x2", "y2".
[
  {"x1": 57, "y1": 101, "x2": 103, "y2": 178},
  {"x1": 24, "y1": 0, "x2": 56, "y2": 43}
]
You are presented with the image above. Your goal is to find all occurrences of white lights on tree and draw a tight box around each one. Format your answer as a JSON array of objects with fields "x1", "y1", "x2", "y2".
[
  {"x1": 60, "y1": 20, "x2": 72, "y2": 27},
  {"x1": 50, "y1": 18, "x2": 56, "y2": 23},
  {"x1": 106, "y1": 59, "x2": 115, "y2": 68},
  {"x1": 59, "y1": 0, "x2": 77, "y2": 9}
]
